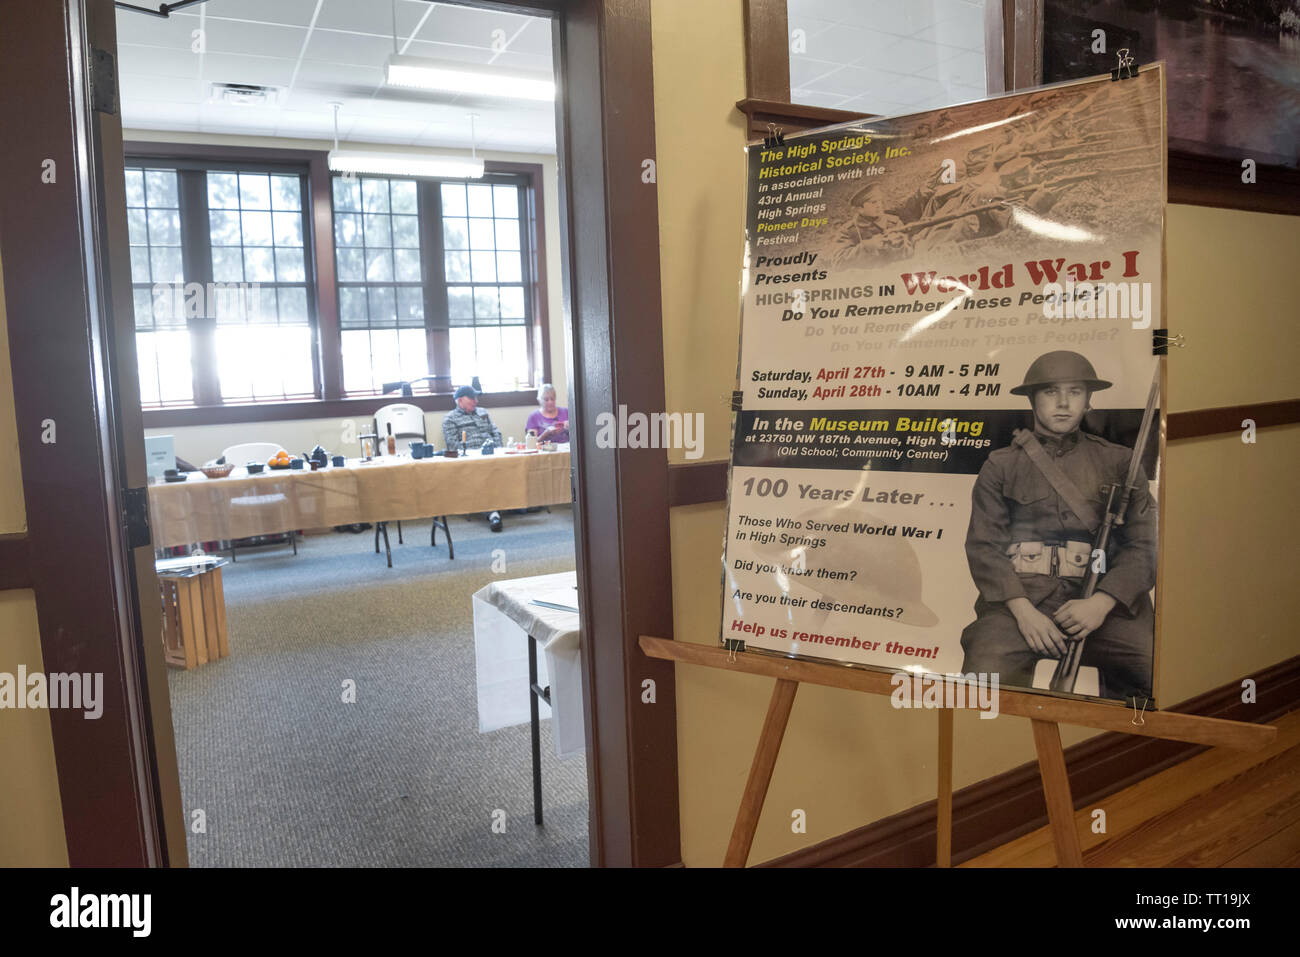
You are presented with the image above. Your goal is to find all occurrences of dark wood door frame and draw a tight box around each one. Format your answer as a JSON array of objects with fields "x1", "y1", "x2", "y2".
[
  {"x1": 0, "y1": 0, "x2": 184, "y2": 865},
  {"x1": 0, "y1": 0, "x2": 681, "y2": 868}
]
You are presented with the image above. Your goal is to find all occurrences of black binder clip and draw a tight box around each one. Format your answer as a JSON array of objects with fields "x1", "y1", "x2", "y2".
[
  {"x1": 1152, "y1": 329, "x2": 1184, "y2": 355},
  {"x1": 731, "y1": 390, "x2": 744, "y2": 412},
  {"x1": 763, "y1": 123, "x2": 785, "y2": 148},
  {"x1": 1111, "y1": 48, "x2": 1140, "y2": 81},
  {"x1": 722, "y1": 637, "x2": 746, "y2": 657}
]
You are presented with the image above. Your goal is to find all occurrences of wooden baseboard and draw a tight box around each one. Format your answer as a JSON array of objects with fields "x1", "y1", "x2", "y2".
[{"x1": 758, "y1": 655, "x2": 1300, "y2": 868}]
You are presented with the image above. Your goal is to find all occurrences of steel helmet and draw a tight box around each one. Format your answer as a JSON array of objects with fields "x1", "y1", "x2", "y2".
[{"x1": 1010, "y1": 350, "x2": 1112, "y2": 395}]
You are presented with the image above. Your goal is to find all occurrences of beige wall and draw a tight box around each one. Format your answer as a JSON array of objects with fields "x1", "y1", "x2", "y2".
[
  {"x1": 0, "y1": 251, "x2": 69, "y2": 866},
  {"x1": 650, "y1": 0, "x2": 1300, "y2": 866},
  {"x1": 125, "y1": 131, "x2": 567, "y2": 466}
]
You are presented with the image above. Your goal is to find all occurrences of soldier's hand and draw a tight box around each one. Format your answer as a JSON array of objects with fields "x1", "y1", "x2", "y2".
[
  {"x1": 1009, "y1": 603, "x2": 1070, "y2": 657},
  {"x1": 1053, "y1": 593, "x2": 1117, "y2": 638}
]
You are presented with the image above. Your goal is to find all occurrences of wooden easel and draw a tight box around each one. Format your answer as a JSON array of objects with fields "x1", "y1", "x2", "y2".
[{"x1": 639, "y1": 636, "x2": 1276, "y2": 868}]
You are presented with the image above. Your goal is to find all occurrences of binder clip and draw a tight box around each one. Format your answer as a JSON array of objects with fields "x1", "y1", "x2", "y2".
[
  {"x1": 723, "y1": 637, "x2": 745, "y2": 659},
  {"x1": 731, "y1": 390, "x2": 744, "y2": 412},
  {"x1": 1152, "y1": 329, "x2": 1185, "y2": 355},
  {"x1": 763, "y1": 123, "x2": 785, "y2": 148},
  {"x1": 1111, "y1": 48, "x2": 1140, "y2": 81},
  {"x1": 1128, "y1": 695, "x2": 1149, "y2": 726}
]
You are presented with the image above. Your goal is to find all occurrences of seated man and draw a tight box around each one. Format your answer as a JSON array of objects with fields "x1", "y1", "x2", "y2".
[
  {"x1": 959, "y1": 350, "x2": 1157, "y2": 701},
  {"x1": 442, "y1": 385, "x2": 506, "y2": 532}
]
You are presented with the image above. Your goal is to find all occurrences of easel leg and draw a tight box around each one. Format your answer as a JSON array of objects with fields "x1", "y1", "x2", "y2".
[
  {"x1": 724, "y1": 678, "x2": 798, "y2": 868},
  {"x1": 937, "y1": 708, "x2": 953, "y2": 867},
  {"x1": 1031, "y1": 719, "x2": 1084, "y2": 868}
]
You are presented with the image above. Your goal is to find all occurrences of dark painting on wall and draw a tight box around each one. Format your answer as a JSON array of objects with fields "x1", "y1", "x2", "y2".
[{"x1": 1043, "y1": 0, "x2": 1300, "y2": 170}]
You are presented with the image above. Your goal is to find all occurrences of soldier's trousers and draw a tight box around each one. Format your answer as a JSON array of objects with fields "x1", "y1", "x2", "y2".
[{"x1": 959, "y1": 575, "x2": 1154, "y2": 700}]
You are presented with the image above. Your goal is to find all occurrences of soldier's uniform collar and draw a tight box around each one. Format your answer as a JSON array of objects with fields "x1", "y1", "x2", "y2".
[{"x1": 1031, "y1": 427, "x2": 1080, "y2": 453}]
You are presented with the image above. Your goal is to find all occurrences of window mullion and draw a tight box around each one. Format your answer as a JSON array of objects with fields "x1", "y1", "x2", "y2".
[
  {"x1": 516, "y1": 182, "x2": 537, "y2": 388},
  {"x1": 179, "y1": 169, "x2": 221, "y2": 406},
  {"x1": 422, "y1": 180, "x2": 451, "y2": 386}
]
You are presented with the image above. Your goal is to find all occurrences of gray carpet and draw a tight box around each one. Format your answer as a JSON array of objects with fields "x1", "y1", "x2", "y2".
[{"x1": 166, "y1": 507, "x2": 589, "y2": 867}]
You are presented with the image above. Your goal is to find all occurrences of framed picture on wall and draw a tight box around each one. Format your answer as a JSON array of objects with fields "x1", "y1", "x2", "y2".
[{"x1": 1041, "y1": 0, "x2": 1300, "y2": 213}]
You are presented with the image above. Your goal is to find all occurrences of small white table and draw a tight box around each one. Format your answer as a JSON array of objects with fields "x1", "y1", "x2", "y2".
[{"x1": 471, "y1": 570, "x2": 582, "y2": 826}]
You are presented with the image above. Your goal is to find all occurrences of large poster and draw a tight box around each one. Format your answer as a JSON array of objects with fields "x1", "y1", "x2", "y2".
[{"x1": 723, "y1": 69, "x2": 1166, "y2": 704}]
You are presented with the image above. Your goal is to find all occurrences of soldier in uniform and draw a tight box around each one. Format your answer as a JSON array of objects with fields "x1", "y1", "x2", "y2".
[
  {"x1": 959, "y1": 351, "x2": 1157, "y2": 700},
  {"x1": 830, "y1": 183, "x2": 909, "y2": 265}
]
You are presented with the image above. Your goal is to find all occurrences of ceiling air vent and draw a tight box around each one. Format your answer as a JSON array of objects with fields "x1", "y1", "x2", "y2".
[{"x1": 208, "y1": 82, "x2": 280, "y2": 107}]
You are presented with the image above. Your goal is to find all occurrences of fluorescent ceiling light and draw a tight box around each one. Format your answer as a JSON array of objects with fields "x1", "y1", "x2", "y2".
[
  {"x1": 385, "y1": 54, "x2": 555, "y2": 101},
  {"x1": 327, "y1": 149, "x2": 485, "y2": 179}
]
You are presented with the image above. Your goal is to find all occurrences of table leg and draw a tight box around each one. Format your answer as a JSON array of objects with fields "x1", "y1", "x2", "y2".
[{"x1": 528, "y1": 633, "x2": 543, "y2": 826}]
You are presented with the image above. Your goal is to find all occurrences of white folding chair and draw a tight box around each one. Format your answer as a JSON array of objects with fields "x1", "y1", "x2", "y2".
[
  {"x1": 217, "y1": 442, "x2": 295, "y2": 561},
  {"x1": 373, "y1": 404, "x2": 426, "y2": 454},
  {"x1": 221, "y1": 441, "x2": 286, "y2": 466},
  {"x1": 369, "y1": 404, "x2": 453, "y2": 566}
]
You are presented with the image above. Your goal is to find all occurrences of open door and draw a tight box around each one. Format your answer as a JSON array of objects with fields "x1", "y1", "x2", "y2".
[
  {"x1": 0, "y1": 0, "x2": 186, "y2": 865},
  {"x1": 2, "y1": 0, "x2": 681, "y2": 869}
]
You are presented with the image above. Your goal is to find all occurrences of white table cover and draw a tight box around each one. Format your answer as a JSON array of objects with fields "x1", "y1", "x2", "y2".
[{"x1": 471, "y1": 570, "x2": 584, "y2": 757}]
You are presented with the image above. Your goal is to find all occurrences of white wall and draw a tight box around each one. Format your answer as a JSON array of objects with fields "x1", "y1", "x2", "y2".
[{"x1": 127, "y1": 130, "x2": 568, "y2": 465}]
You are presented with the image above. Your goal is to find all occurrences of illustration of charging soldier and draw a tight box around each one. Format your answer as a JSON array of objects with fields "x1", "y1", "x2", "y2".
[
  {"x1": 830, "y1": 183, "x2": 910, "y2": 264},
  {"x1": 959, "y1": 350, "x2": 1158, "y2": 701}
]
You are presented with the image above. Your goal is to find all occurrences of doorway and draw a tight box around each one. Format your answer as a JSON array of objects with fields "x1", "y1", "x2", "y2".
[{"x1": 0, "y1": 0, "x2": 680, "y2": 868}]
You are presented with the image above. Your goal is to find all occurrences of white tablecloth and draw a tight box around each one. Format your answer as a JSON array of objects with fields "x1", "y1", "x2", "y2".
[{"x1": 471, "y1": 570, "x2": 584, "y2": 757}]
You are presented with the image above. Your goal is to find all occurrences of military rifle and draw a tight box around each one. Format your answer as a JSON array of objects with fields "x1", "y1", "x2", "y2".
[{"x1": 1050, "y1": 364, "x2": 1161, "y2": 694}]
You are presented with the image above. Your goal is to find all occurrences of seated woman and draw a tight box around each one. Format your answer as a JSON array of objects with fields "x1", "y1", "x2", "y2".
[{"x1": 525, "y1": 383, "x2": 570, "y2": 444}]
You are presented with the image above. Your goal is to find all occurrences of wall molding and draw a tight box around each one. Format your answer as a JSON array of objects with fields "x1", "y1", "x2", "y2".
[
  {"x1": 759, "y1": 655, "x2": 1300, "y2": 868},
  {"x1": 0, "y1": 534, "x2": 31, "y2": 590}
]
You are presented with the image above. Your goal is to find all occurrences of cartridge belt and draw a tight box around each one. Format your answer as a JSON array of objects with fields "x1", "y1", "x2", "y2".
[{"x1": 1007, "y1": 540, "x2": 1091, "y2": 578}]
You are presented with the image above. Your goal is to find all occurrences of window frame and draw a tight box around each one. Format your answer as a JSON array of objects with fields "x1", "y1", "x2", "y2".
[
  {"x1": 124, "y1": 142, "x2": 550, "y2": 427},
  {"x1": 330, "y1": 171, "x2": 537, "y2": 398},
  {"x1": 126, "y1": 155, "x2": 322, "y2": 408}
]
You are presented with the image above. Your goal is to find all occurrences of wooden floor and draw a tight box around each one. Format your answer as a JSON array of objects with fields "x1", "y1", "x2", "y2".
[{"x1": 963, "y1": 709, "x2": 1300, "y2": 867}]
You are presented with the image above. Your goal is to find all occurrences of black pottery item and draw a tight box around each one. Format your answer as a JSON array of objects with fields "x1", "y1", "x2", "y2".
[{"x1": 246, "y1": 462, "x2": 264, "y2": 474}]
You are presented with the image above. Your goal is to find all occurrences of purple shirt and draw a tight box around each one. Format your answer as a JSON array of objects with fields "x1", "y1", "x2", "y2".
[{"x1": 526, "y1": 407, "x2": 569, "y2": 443}]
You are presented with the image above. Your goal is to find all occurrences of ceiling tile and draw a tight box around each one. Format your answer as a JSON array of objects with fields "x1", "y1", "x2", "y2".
[
  {"x1": 419, "y1": 3, "x2": 536, "y2": 49},
  {"x1": 119, "y1": 74, "x2": 205, "y2": 105},
  {"x1": 114, "y1": 11, "x2": 196, "y2": 48},
  {"x1": 171, "y1": 0, "x2": 323, "y2": 27},
  {"x1": 313, "y1": 0, "x2": 428, "y2": 38},
  {"x1": 202, "y1": 53, "x2": 299, "y2": 89},
  {"x1": 401, "y1": 39, "x2": 495, "y2": 66},
  {"x1": 303, "y1": 29, "x2": 398, "y2": 67},
  {"x1": 199, "y1": 20, "x2": 309, "y2": 58},
  {"x1": 117, "y1": 44, "x2": 202, "y2": 80}
]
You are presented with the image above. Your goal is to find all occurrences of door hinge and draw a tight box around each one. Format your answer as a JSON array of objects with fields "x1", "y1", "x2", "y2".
[
  {"x1": 122, "y1": 486, "x2": 151, "y2": 549},
  {"x1": 91, "y1": 47, "x2": 119, "y2": 115}
]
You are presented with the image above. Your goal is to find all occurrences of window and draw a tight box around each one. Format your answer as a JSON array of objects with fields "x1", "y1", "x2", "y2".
[
  {"x1": 205, "y1": 171, "x2": 315, "y2": 403},
  {"x1": 126, "y1": 167, "x2": 193, "y2": 406},
  {"x1": 785, "y1": 0, "x2": 987, "y2": 115},
  {"x1": 333, "y1": 176, "x2": 428, "y2": 395},
  {"x1": 441, "y1": 182, "x2": 530, "y2": 391},
  {"x1": 332, "y1": 173, "x2": 534, "y2": 396},
  {"x1": 126, "y1": 146, "x2": 549, "y2": 424},
  {"x1": 125, "y1": 160, "x2": 318, "y2": 409}
]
